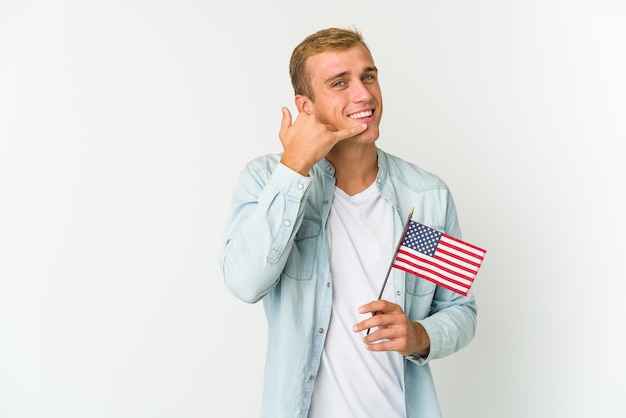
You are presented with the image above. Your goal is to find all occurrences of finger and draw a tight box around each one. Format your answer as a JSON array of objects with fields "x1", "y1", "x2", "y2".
[
  {"x1": 364, "y1": 339, "x2": 395, "y2": 352},
  {"x1": 279, "y1": 107, "x2": 292, "y2": 138},
  {"x1": 357, "y1": 301, "x2": 378, "y2": 315},
  {"x1": 332, "y1": 123, "x2": 368, "y2": 143},
  {"x1": 354, "y1": 312, "x2": 386, "y2": 333},
  {"x1": 363, "y1": 326, "x2": 394, "y2": 344},
  {"x1": 358, "y1": 299, "x2": 396, "y2": 315}
]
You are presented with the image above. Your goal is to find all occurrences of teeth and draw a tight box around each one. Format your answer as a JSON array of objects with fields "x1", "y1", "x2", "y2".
[{"x1": 349, "y1": 110, "x2": 372, "y2": 119}]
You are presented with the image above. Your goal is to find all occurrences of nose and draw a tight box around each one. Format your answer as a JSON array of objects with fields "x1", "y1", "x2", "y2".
[{"x1": 352, "y1": 79, "x2": 374, "y2": 103}]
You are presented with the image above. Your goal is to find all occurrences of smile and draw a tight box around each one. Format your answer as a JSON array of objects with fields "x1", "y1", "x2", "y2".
[{"x1": 348, "y1": 110, "x2": 373, "y2": 119}]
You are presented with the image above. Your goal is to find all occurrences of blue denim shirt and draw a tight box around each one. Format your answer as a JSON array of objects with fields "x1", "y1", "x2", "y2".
[{"x1": 220, "y1": 148, "x2": 477, "y2": 418}]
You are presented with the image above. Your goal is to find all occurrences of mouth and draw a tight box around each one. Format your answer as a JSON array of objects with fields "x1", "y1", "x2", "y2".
[{"x1": 348, "y1": 109, "x2": 373, "y2": 120}]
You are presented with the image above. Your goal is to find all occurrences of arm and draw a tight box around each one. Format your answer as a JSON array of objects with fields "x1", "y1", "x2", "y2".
[
  {"x1": 220, "y1": 159, "x2": 310, "y2": 303},
  {"x1": 415, "y1": 289, "x2": 477, "y2": 362}
]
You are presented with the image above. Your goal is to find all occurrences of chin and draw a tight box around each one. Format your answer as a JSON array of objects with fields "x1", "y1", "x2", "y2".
[{"x1": 359, "y1": 128, "x2": 380, "y2": 143}]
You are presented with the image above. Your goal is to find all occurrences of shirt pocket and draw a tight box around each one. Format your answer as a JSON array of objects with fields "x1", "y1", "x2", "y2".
[
  {"x1": 405, "y1": 274, "x2": 436, "y2": 296},
  {"x1": 405, "y1": 275, "x2": 436, "y2": 320},
  {"x1": 282, "y1": 217, "x2": 321, "y2": 281}
]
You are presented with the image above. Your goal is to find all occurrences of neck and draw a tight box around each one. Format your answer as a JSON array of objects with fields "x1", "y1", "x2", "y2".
[{"x1": 327, "y1": 144, "x2": 379, "y2": 196}]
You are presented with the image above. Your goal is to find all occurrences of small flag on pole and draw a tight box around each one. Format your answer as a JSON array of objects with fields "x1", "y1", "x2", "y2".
[
  {"x1": 367, "y1": 210, "x2": 486, "y2": 334},
  {"x1": 391, "y1": 219, "x2": 487, "y2": 296}
]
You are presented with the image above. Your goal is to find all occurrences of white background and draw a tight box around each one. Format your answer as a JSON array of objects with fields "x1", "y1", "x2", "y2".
[{"x1": 1, "y1": 1, "x2": 625, "y2": 417}]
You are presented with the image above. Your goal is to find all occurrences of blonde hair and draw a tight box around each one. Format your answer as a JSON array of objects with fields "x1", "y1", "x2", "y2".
[{"x1": 289, "y1": 27, "x2": 370, "y2": 100}]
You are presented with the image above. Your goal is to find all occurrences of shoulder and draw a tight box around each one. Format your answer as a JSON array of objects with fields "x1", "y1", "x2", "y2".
[{"x1": 377, "y1": 148, "x2": 449, "y2": 191}]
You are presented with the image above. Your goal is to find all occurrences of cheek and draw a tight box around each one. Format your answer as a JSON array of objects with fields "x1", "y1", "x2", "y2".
[{"x1": 317, "y1": 110, "x2": 344, "y2": 130}]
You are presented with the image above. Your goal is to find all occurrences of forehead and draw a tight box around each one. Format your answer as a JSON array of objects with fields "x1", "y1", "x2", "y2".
[{"x1": 306, "y1": 44, "x2": 376, "y2": 82}]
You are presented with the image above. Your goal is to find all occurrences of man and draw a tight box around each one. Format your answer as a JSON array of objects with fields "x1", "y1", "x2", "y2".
[{"x1": 220, "y1": 27, "x2": 477, "y2": 418}]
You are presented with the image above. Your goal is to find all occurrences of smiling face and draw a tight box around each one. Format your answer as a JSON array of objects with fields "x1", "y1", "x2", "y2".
[{"x1": 298, "y1": 44, "x2": 383, "y2": 144}]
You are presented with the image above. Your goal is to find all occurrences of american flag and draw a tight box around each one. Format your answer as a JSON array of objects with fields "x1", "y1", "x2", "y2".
[{"x1": 391, "y1": 220, "x2": 486, "y2": 296}]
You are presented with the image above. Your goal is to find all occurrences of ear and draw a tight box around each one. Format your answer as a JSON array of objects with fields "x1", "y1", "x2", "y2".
[{"x1": 295, "y1": 94, "x2": 312, "y2": 114}]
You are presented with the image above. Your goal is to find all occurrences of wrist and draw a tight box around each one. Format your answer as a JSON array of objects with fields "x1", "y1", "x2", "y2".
[{"x1": 411, "y1": 321, "x2": 431, "y2": 357}]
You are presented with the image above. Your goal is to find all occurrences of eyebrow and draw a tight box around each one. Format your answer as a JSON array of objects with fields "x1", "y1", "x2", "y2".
[{"x1": 324, "y1": 66, "x2": 378, "y2": 85}]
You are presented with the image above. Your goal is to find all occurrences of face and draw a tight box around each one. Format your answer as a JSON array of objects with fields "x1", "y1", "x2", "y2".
[{"x1": 300, "y1": 44, "x2": 383, "y2": 144}]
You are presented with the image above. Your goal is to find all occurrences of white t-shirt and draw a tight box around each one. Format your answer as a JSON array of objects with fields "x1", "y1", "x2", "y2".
[{"x1": 309, "y1": 181, "x2": 405, "y2": 418}]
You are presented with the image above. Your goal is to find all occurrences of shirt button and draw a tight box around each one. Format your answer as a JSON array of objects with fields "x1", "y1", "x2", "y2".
[
  {"x1": 396, "y1": 291, "x2": 401, "y2": 296},
  {"x1": 327, "y1": 282, "x2": 331, "y2": 287},
  {"x1": 297, "y1": 183, "x2": 304, "y2": 190},
  {"x1": 318, "y1": 328, "x2": 324, "y2": 333},
  {"x1": 323, "y1": 199, "x2": 328, "y2": 204},
  {"x1": 309, "y1": 375, "x2": 315, "y2": 380},
  {"x1": 284, "y1": 220, "x2": 291, "y2": 227},
  {"x1": 377, "y1": 178, "x2": 382, "y2": 184}
]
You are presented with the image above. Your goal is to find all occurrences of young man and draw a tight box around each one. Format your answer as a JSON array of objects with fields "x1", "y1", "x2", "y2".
[{"x1": 220, "y1": 27, "x2": 477, "y2": 418}]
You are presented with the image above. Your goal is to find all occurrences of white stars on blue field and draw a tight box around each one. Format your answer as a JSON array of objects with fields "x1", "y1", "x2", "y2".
[{"x1": 403, "y1": 222, "x2": 442, "y2": 257}]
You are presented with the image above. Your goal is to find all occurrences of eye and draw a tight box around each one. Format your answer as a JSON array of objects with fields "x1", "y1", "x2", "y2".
[
  {"x1": 332, "y1": 80, "x2": 346, "y2": 87},
  {"x1": 362, "y1": 74, "x2": 376, "y2": 82}
]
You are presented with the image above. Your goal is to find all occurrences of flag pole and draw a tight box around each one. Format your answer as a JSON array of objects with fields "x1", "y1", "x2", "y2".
[{"x1": 367, "y1": 208, "x2": 414, "y2": 335}]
